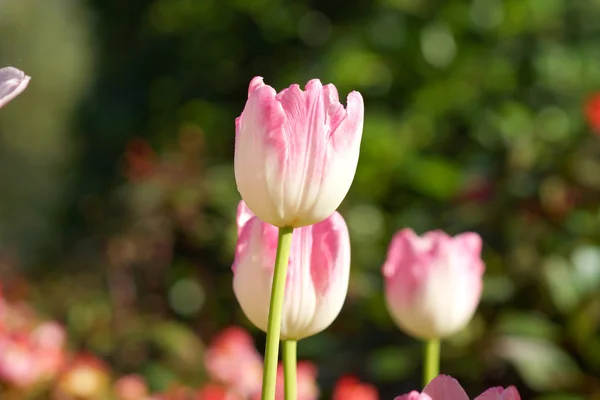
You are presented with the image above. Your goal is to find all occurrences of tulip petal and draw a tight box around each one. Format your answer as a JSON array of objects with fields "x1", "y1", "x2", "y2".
[
  {"x1": 394, "y1": 391, "x2": 433, "y2": 400},
  {"x1": 475, "y1": 386, "x2": 521, "y2": 400},
  {"x1": 422, "y1": 375, "x2": 470, "y2": 400},
  {"x1": 0, "y1": 67, "x2": 30, "y2": 108}
]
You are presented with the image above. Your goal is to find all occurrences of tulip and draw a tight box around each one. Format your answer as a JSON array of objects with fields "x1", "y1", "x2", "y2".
[
  {"x1": 394, "y1": 375, "x2": 520, "y2": 400},
  {"x1": 332, "y1": 376, "x2": 379, "y2": 400},
  {"x1": 233, "y1": 201, "x2": 350, "y2": 340},
  {"x1": 114, "y1": 374, "x2": 149, "y2": 400},
  {"x1": 383, "y1": 228, "x2": 485, "y2": 385},
  {"x1": 204, "y1": 326, "x2": 263, "y2": 398},
  {"x1": 234, "y1": 76, "x2": 363, "y2": 228},
  {"x1": 382, "y1": 228, "x2": 485, "y2": 340},
  {"x1": 0, "y1": 67, "x2": 30, "y2": 108}
]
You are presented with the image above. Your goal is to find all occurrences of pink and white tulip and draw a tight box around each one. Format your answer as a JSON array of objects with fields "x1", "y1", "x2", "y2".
[
  {"x1": 383, "y1": 229, "x2": 485, "y2": 339},
  {"x1": 0, "y1": 67, "x2": 30, "y2": 108},
  {"x1": 394, "y1": 375, "x2": 520, "y2": 400},
  {"x1": 233, "y1": 200, "x2": 350, "y2": 340},
  {"x1": 234, "y1": 77, "x2": 364, "y2": 228}
]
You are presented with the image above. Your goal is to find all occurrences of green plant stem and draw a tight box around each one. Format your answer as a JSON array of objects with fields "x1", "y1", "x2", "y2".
[
  {"x1": 261, "y1": 226, "x2": 294, "y2": 400},
  {"x1": 282, "y1": 340, "x2": 297, "y2": 400},
  {"x1": 423, "y1": 338, "x2": 441, "y2": 387}
]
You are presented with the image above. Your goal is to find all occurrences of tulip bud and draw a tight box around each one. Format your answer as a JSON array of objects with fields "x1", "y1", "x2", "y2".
[
  {"x1": 0, "y1": 67, "x2": 30, "y2": 108},
  {"x1": 234, "y1": 77, "x2": 364, "y2": 228},
  {"x1": 383, "y1": 229, "x2": 484, "y2": 340},
  {"x1": 233, "y1": 201, "x2": 350, "y2": 340}
]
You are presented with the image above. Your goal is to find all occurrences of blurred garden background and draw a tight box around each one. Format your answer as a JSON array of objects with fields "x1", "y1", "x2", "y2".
[{"x1": 1, "y1": 0, "x2": 600, "y2": 398}]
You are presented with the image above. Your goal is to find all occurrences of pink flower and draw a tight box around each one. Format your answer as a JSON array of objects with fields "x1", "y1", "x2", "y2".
[
  {"x1": 585, "y1": 93, "x2": 600, "y2": 133},
  {"x1": 382, "y1": 229, "x2": 485, "y2": 339},
  {"x1": 332, "y1": 375, "x2": 379, "y2": 400},
  {"x1": 114, "y1": 374, "x2": 149, "y2": 400},
  {"x1": 196, "y1": 383, "x2": 243, "y2": 400},
  {"x1": 0, "y1": 67, "x2": 30, "y2": 108},
  {"x1": 234, "y1": 76, "x2": 364, "y2": 228},
  {"x1": 233, "y1": 201, "x2": 350, "y2": 340},
  {"x1": 250, "y1": 361, "x2": 320, "y2": 400},
  {"x1": 394, "y1": 375, "x2": 520, "y2": 400},
  {"x1": 275, "y1": 361, "x2": 319, "y2": 400},
  {"x1": 475, "y1": 386, "x2": 521, "y2": 400},
  {"x1": 0, "y1": 322, "x2": 66, "y2": 387},
  {"x1": 204, "y1": 326, "x2": 263, "y2": 397}
]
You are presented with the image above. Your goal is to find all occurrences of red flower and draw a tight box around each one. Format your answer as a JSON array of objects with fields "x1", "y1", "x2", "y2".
[
  {"x1": 585, "y1": 93, "x2": 600, "y2": 132},
  {"x1": 332, "y1": 375, "x2": 378, "y2": 400}
]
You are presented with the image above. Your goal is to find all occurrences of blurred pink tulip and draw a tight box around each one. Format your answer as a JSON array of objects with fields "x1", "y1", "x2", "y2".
[
  {"x1": 275, "y1": 361, "x2": 319, "y2": 400},
  {"x1": 394, "y1": 375, "x2": 520, "y2": 400},
  {"x1": 0, "y1": 67, "x2": 30, "y2": 108},
  {"x1": 383, "y1": 229, "x2": 485, "y2": 339},
  {"x1": 196, "y1": 383, "x2": 243, "y2": 400},
  {"x1": 475, "y1": 386, "x2": 521, "y2": 400},
  {"x1": 114, "y1": 374, "x2": 150, "y2": 400},
  {"x1": 332, "y1": 375, "x2": 379, "y2": 400},
  {"x1": 249, "y1": 361, "x2": 319, "y2": 400},
  {"x1": 233, "y1": 201, "x2": 350, "y2": 340},
  {"x1": 204, "y1": 326, "x2": 263, "y2": 398},
  {"x1": 0, "y1": 322, "x2": 65, "y2": 388},
  {"x1": 234, "y1": 76, "x2": 364, "y2": 228}
]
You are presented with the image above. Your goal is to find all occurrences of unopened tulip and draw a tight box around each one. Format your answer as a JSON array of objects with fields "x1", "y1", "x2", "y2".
[
  {"x1": 0, "y1": 67, "x2": 30, "y2": 108},
  {"x1": 233, "y1": 201, "x2": 350, "y2": 340},
  {"x1": 234, "y1": 77, "x2": 364, "y2": 228},
  {"x1": 394, "y1": 375, "x2": 520, "y2": 400},
  {"x1": 383, "y1": 229, "x2": 485, "y2": 340}
]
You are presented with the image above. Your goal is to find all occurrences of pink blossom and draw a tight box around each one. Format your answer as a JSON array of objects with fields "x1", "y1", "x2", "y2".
[
  {"x1": 0, "y1": 322, "x2": 65, "y2": 387},
  {"x1": 114, "y1": 374, "x2": 150, "y2": 400},
  {"x1": 383, "y1": 229, "x2": 485, "y2": 339},
  {"x1": 234, "y1": 76, "x2": 364, "y2": 228},
  {"x1": 0, "y1": 67, "x2": 30, "y2": 108},
  {"x1": 233, "y1": 201, "x2": 350, "y2": 340},
  {"x1": 196, "y1": 383, "x2": 243, "y2": 400},
  {"x1": 332, "y1": 375, "x2": 379, "y2": 400},
  {"x1": 394, "y1": 375, "x2": 520, "y2": 400},
  {"x1": 204, "y1": 326, "x2": 263, "y2": 397}
]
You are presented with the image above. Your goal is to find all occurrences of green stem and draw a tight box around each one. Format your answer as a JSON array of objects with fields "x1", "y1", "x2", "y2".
[
  {"x1": 261, "y1": 226, "x2": 294, "y2": 400},
  {"x1": 423, "y1": 338, "x2": 441, "y2": 387},
  {"x1": 282, "y1": 340, "x2": 297, "y2": 400}
]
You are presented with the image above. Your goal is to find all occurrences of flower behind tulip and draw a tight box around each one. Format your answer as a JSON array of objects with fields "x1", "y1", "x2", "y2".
[
  {"x1": 234, "y1": 77, "x2": 364, "y2": 228},
  {"x1": 332, "y1": 376, "x2": 379, "y2": 400},
  {"x1": 394, "y1": 374, "x2": 520, "y2": 400},
  {"x1": 233, "y1": 200, "x2": 351, "y2": 340},
  {"x1": 383, "y1": 229, "x2": 485, "y2": 340},
  {"x1": 0, "y1": 67, "x2": 30, "y2": 108},
  {"x1": 204, "y1": 326, "x2": 263, "y2": 398}
]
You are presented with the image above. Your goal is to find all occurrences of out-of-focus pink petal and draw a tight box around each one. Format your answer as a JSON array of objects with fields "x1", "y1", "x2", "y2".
[
  {"x1": 394, "y1": 391, "x2": 433, "y2": 400},
  {"x1": 422, "y1": 375, "x2": 470, "y2": 400},
  {"x1": 332, "y1": 375, "x2": 378, "y2": 400},
  {"x1": 475, "y1": 386, "x2": 521, "y2": 400},
  {"x1": 0, "y1": 67, "x2": 30, "y2": 108},
  {"x1": 204, "y1": 326, "x2": 263, "y2": 398}
]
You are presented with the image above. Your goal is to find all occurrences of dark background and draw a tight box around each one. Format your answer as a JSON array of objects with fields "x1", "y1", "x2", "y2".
[{"x1": 0, "y1": 0, "x2": 599, "y2": 398}]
